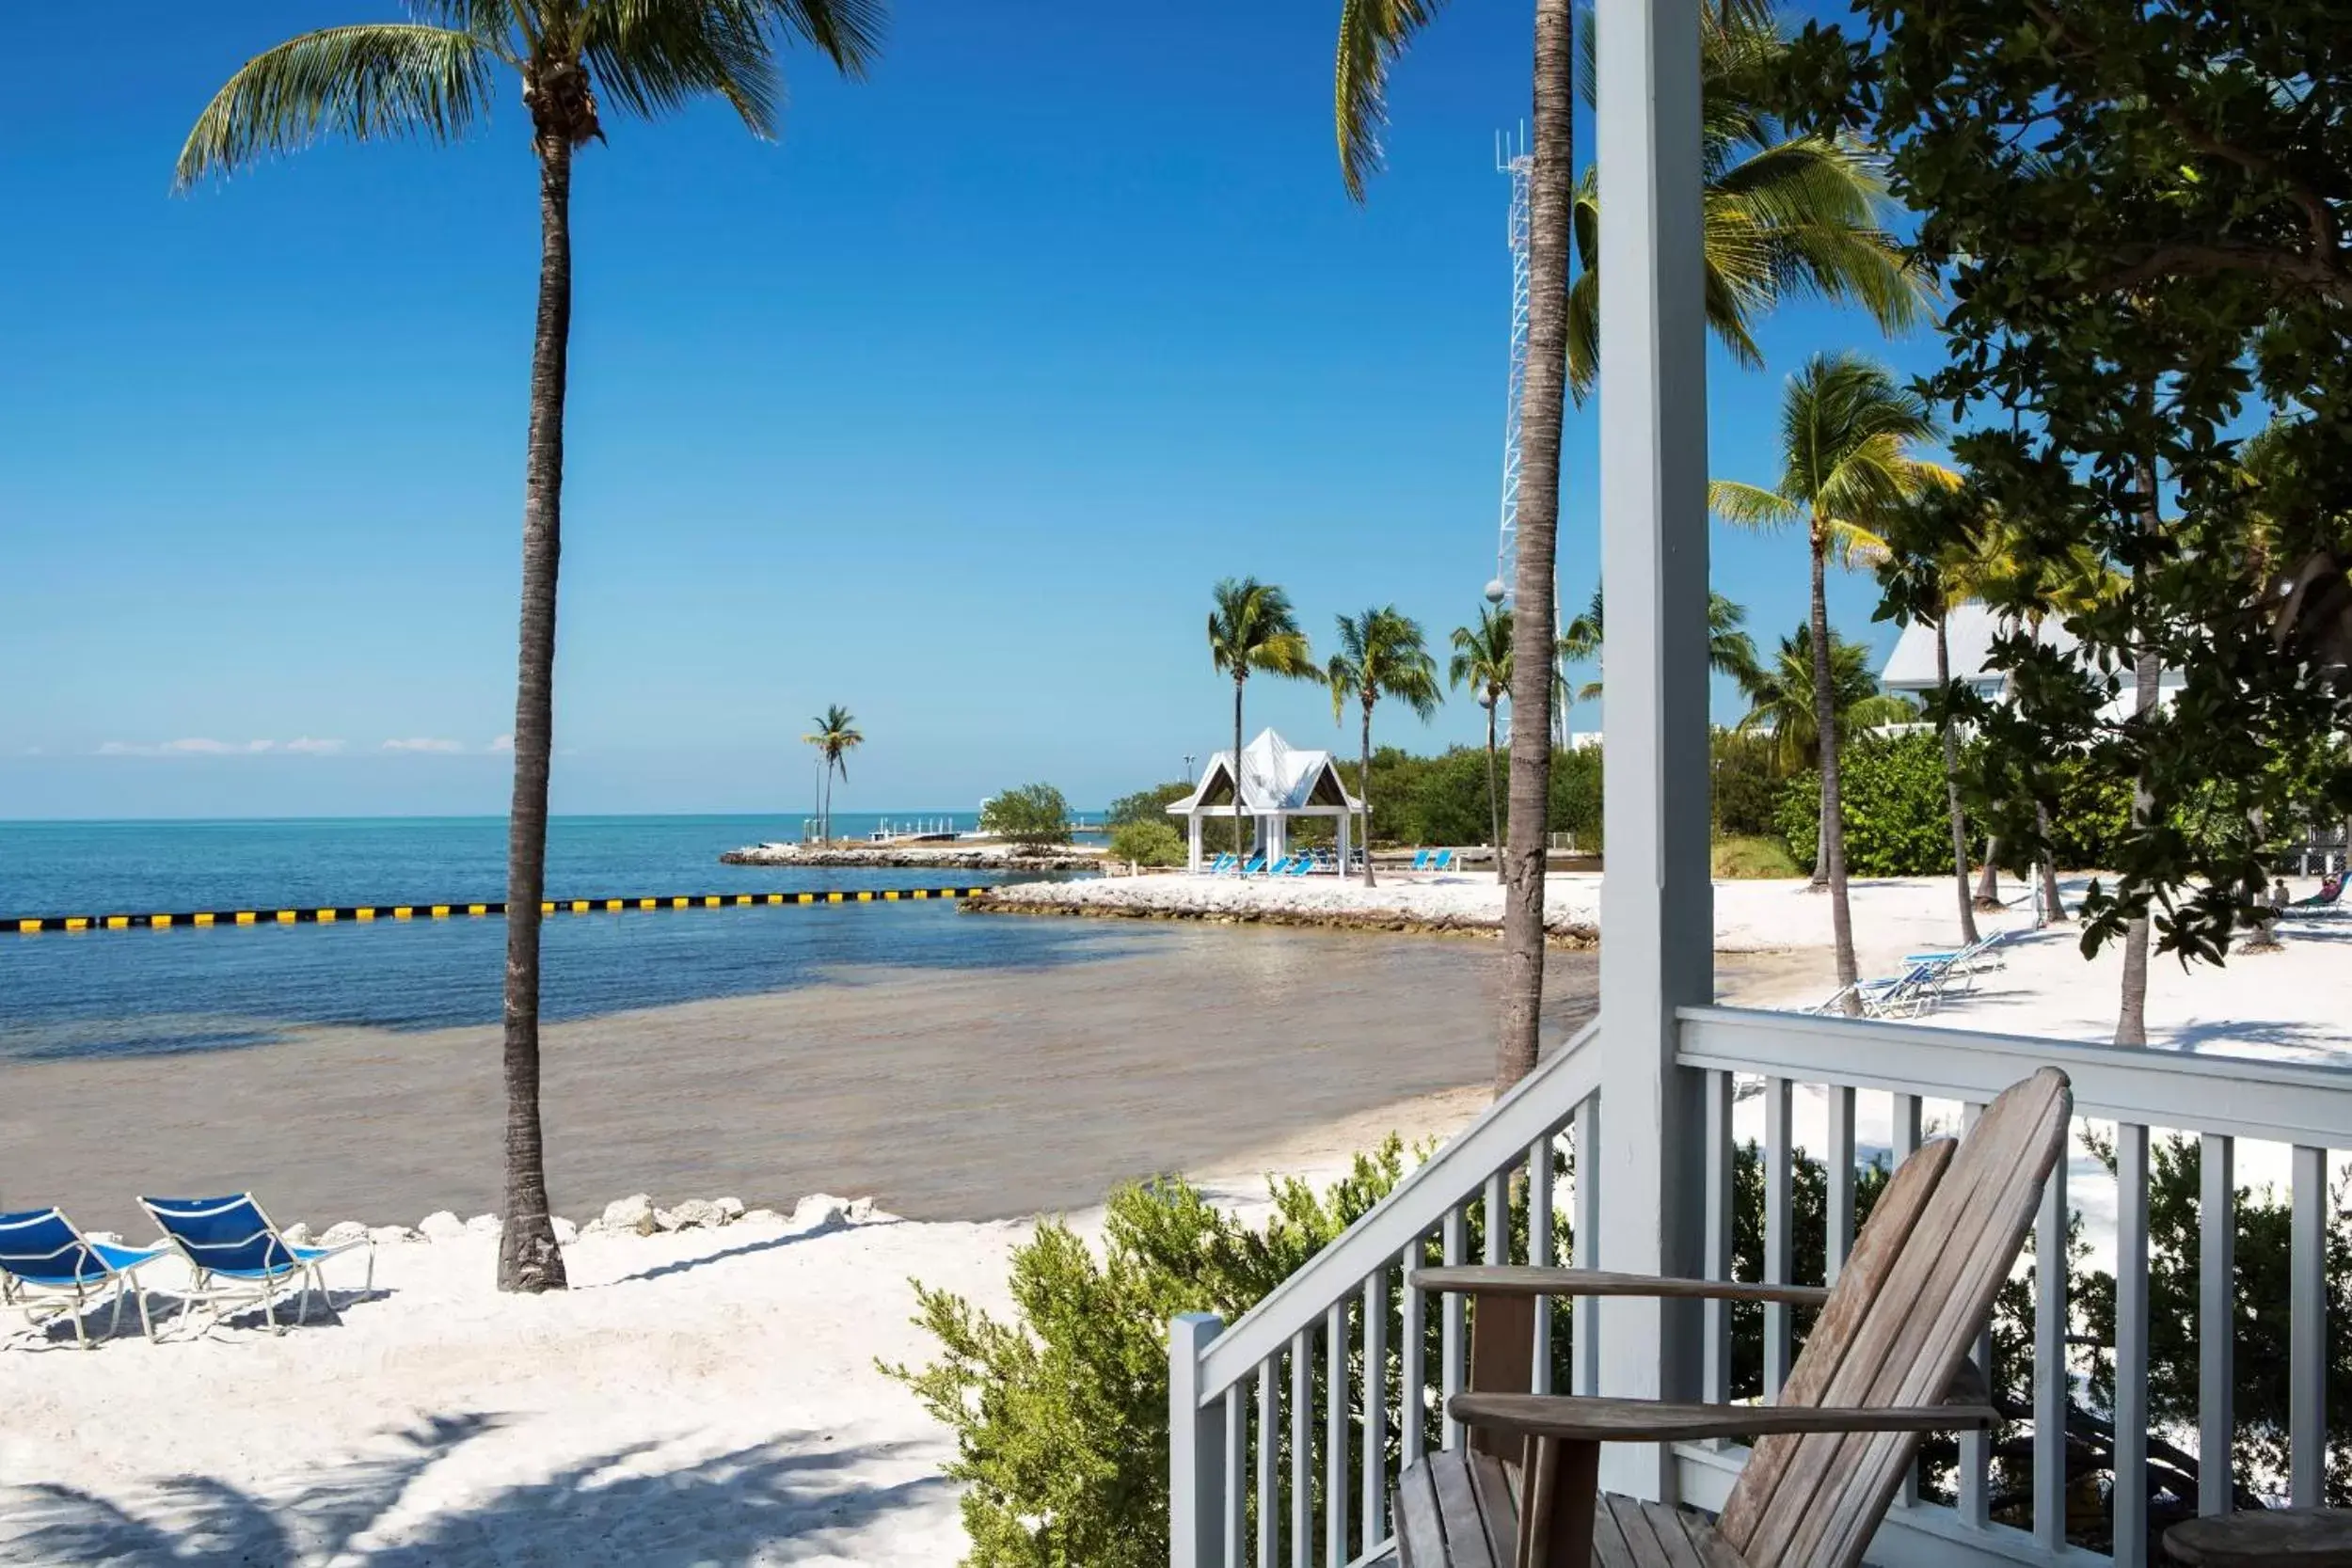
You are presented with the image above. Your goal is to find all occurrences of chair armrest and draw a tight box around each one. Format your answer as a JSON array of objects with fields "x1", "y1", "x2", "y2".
[
  {"x1": 1450, "y1": 1392, "x2": 1995, "y2": 1446},
  {"x1": 1410, "y1": 1265, "x2": 1832, "y2": 1308}
]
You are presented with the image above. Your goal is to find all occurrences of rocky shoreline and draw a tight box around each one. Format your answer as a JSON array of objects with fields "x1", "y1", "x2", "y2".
[
  {"x1": 965, "y1": 874, "x2": 1600, "y2": 947},
  {"x1": 720, "y1": 841, "x2": 1104, "y2": 872}
]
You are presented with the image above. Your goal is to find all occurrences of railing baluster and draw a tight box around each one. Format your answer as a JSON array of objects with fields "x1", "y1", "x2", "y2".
[
  {"x1": 1257, "y1": 1358, "x2": 1278, "y2": 1568},
  {"x1": 1825, "y1": 1083, "x2": 1855, "y2": 1283},
  {"x1": 1440, "y1": 1206, "x2": 1467, "y2": 1449},
  {"x1": 1484, "y1": 1170, "x2": 1507, "y2": 1265},
  {"x1": 1401, "y1": 1239, "x2": 1426, "y2": 1468},
  {"x1": 1763, "y1": 1075, "x2": 1793, "y2": 1400},
  {"x1": 2114, "y1": 1122, "x2": 2149, "y2": 1568},
  {"x1": 1224, "y1": 1386, "x2": 1246, "y2": 1568},
  {"x1": 1362, "y1": 1267, "x2": 1389, "y2": 1549},
  {"x1": 1891, "y1": 1092, "x2": 1922, "y2": 1508},
  {"x1": 1572, "y1": 1094, "x2": 1600, "y2": 1397},
  {"x1": 1325, "y1": 1302, "x2": 1346, "y2": 1568},
  {"x1": 1291, "y1": 1329, "x2": 1311, "y2": 1568},
  {"x1": 2292, "y1": 1144, "x2": 2328, "y2": 1509},
  {"x1": 2033, "y1": 1124, "x2": 2068, "y2": 1554},
  {"x1": 1703, "y1": 1069, "x2": 1733, "y2": 1409},
  {"x1": 2200, "y1": 1132, "x2": 2235, "y2": 1515},
  {"x1": 1958, "y1": 1101, "x2": 1991, "y2": 1529},
  {"x1": 1528, "y1": 1132, "x2": 1555, "y2": 1396}
]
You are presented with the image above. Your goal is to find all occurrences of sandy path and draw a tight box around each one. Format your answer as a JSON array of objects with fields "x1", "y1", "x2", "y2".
[{"x1": 1, "y1": 927, "x2": 1601, "y2": 1235}]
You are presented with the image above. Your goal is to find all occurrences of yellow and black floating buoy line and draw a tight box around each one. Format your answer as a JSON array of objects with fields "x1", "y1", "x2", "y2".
[{"x1": 4, "y1": 887, "x2": 995, "y2": 935}]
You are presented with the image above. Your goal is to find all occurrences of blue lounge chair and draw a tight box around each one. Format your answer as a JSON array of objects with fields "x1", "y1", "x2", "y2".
[
  {"x1": 1206, "y1": 853, "x2": 1236, "y2": 875},
  {"x1": 141, "y1": 1194, "x2": 373, "y2": 1337},
  {"x1": 1410, "y1": 849, "x2": 1431, "y2": 871},
  {"x1": 1239, "y1": 853, "x2": 1267, "y2": 876},
  {"x1": 1286, "y1": 856, "x2": 1313, "y2": 877},
  {"x1": 1269, "y1": 855, "x2": 1300, "y2": 875},
  {"x1": 1431, "y1": 848, "x2": 1454, "y2": 872},
  {"x1": 0, "y1": 1207, "x2": 170, "y2": 1347}
]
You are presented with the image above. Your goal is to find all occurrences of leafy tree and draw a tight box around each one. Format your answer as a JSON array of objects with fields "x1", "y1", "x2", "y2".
[
  {"x1": 803, "y1": 705, "x2": 863, "y2": 845},
  {"x1": 1207, "y1": 578, "x2": 1317, "y2": 865},
  {"x1": 1713, "y1": 352, "x2": 1952, "y2": 1010},
  {"x1": 1107, "y1": 781, "x2": 1191, "y2": 829},
  {"x1": 1448, "y1": 606, "x2": 1515, "y2": 886},
  {"x1": 1327, "y1": 607, "x2": 1442, "y2": 887},
  {"x1": 1788, "y1": 0, "x2": 2352, "y2": 999},
  {"x1": 980, "y1": 784, "x2": 1073, "y2": 847},
  {"x1": 1337, "y1": 0, "x2": 1934, "y2": 1093},
  {"x1": 178, "y1": 0, "x2": 883, "y2": 1294},
  {"x1": 1776, "y1": 730, "x2": 1977, "y2": 879}
]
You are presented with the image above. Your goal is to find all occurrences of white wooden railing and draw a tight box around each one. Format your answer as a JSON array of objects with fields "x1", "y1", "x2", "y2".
[{"x1": 1170, "y1": 1007, "x2": 2351, "y2": 1568}]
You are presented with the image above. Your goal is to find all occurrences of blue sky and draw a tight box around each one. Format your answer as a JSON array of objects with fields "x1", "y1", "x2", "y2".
[{"x1": 0, "y1": 0, "x2": 1942, "y2": 820}]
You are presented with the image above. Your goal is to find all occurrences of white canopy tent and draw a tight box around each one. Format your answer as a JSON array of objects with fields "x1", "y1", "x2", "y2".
[{"x1": 1167, "y1": 728, "x2": 1363, "y2": 873}]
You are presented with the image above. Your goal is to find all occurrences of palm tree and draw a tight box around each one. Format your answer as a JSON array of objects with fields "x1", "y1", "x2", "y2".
[
  {"x1": 1207, "y1": 579, "x2": 1317, "y2": 863},
  {"x1": 803, "y1": 705, "x2": 863, "y2": 843},
  {"x1": 1327, "y1": 608, "x2": 1443, "y2": 888},
  {"x1": 177, "y1": 0, "x2": 882, "y2": 1294},
  {"x1": 1734, "y1": 626, "x2": 1916, "y2": 772},
  {"x1": 1712, "y1": 352, "x2": 1953, "y2": 1010},
  {"x1": 1449, "y1": 607, "x2": 1516, "y2": 885},
  {"x1": 1336, "y1": 0, "x2": 1931, "y2": 1090},
  {"x1": 1557, "y1": 587, "x2": 1761, "y2": 704}
]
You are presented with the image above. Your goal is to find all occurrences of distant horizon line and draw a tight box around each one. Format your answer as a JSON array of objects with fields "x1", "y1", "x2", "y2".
[{"x1": 0, "y1": 808, "x2": 1111, "y2": 828}]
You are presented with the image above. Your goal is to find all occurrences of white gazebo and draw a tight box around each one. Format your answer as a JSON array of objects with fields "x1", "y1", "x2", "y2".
[{"x1": 1168, "y1": 728, "x2": 1363, "y2": 873}]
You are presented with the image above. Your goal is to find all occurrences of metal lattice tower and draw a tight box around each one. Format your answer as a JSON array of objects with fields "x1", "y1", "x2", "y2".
[{"x1": 1486, "y1": 129, "x2": 1534, "y2": 611}]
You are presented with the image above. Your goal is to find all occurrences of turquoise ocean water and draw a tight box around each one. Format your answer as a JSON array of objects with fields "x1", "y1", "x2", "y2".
[{"x1": 0, "y1": 816, "x2": 1130, "y2": 1063}]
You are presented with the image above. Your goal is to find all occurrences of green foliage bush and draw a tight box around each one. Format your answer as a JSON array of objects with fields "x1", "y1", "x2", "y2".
[
  {"x1": 1107, "y1": 781, "x2": 1191, "y2": 828},
  {"x1": 981, "y1": 784, "x2": 1073, "y2": 847},
  {"x1": 1775, "y1": 730, "x2": 1977, "y2": 877},
  {"x1": 1711, "y1": 730, "x2": 1786, "y2": 839},
  {"x1": 1108, "y1": 819, "x2": 1185, "y2": 866}
]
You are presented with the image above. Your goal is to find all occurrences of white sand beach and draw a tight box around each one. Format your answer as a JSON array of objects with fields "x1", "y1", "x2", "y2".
[{"x1": 6, "y1": 875, "x2": 2347, "y2": 1564}]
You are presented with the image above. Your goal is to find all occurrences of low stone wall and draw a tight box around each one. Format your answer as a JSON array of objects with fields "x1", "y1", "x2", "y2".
[
  {"x1": 964, "y1": 875, "x2": 1599, "y2": 947},
  {"x1": 720, "y1": 843, "x2": 1103, "y2": 872}
]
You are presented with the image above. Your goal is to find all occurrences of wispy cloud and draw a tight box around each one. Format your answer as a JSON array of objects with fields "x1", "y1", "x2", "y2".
[
  {"x1": 94, "y1": 736, "x2": 346, "y2": 757},
  {"x1": 285, "y1": 736, "x2": 346, "y2": 754},
  {"x1": 166, "y1": 737, "x2": 275, "y2": 754},
  {"x1": 489, "y1": 734, "x2": 514, "y2": 752},
  {"x1": 382, "y1": 737, "x2": 464, "y2": 753}
]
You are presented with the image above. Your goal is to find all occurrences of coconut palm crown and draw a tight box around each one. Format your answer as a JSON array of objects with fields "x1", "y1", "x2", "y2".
[
  {"x1": 803, "y1": 704, "x2": 864, "y2": 843},
  {"x1": 177, "y1": 0, "x2": 885, "y2": 1295},
  {"x1": 1449, "y1": 606, "x2": 1516, "y2": 885},
  {"x1": 1208, "y1": 578, "x2": 1317, "y2": 864}
]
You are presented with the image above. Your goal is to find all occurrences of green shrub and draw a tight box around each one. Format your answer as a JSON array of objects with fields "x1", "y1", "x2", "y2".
[
  {"x1": 1712, "y1": 833, "x2": 1801, "y2": 879},
  {"x1": 1108, "y1": 819, "x2": 1185, "y2": 866},
  {"x1": 1549, "y1": 745, "x2": 1604, "y2": 848},
  {"x1": 1775, "y1": 730, "x2": 1979, "y2": 877},
  {"x1": 981, "y1": 783, "x2": 1073, "y2": 847},
  {"x1": 1710, "y1": 730, "x2": 1786, "y2": 838}
]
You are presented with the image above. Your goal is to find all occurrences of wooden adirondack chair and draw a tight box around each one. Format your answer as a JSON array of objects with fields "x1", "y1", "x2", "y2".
[{"x1": 1391, "y1": 1066, "x2": 2071, "y2": 1568}]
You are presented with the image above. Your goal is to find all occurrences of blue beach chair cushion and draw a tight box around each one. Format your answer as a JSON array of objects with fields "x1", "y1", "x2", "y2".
[
  {"x1": 0, "y1": 1207, "x2": 170, "y2": 1345},
  {"x1": 141, "y1": 1194, "x2": 373, "y2": 1336}
]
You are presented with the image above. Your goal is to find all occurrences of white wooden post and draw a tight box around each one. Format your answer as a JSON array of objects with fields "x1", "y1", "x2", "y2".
[
  {"x1": 1169, "y1": 1311, "x2": 1225, "y2": 1568},
  {"x1": 1188, "y1": 812, "x2": 1203, "y2": 874},
  {"x1": 1594, "y1": 0, "x2": 1711, "y2": 1504},
  {"x1": 1338, "y1": 805, "x2": 1353, "y2": 881}
]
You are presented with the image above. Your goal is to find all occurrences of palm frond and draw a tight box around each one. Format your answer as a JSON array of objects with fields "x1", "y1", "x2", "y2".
[
  {"x1": 1335, "y1": 0, "x2": 1446, "y2": 202},
  {"x1": 176, "y1": 24, "x2": 498, "y2": 187},
  {"x1": 1710, "y1": 479, "x2": 1800, "y2": 531}
]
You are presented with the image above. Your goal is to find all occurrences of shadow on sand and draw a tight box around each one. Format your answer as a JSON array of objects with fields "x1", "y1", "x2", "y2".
[{"x1": 0, "y1": 1417, "x2": 947, "y2": 1566}]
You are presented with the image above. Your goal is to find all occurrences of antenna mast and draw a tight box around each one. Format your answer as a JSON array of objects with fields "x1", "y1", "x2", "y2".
[{"x1": 1486, "y1": 128, "x2": 1567, "y2": 746}]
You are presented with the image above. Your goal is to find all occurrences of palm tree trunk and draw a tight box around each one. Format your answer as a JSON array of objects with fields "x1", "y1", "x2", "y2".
[
  {"x1": 1232, "y1": 673, "x2": 1247, "y2": 864},
  {"x1": 498, "y1": 138, "x2": 573, "y2": 1295},
  {"x1": 1494, "y1": 0, "x2": 1575, "y2": 1093},
  {"x1": 1810, "y1": 532, "x2": 1860, "y2": 1012},
  {"x1": 1486, "y1": 702, "x2": 1503, "y2": 882},
  {"x1": 1359, "y1": 697, "x2": 1377, "y2": 889},
  {"x1": 2036, "y1": 800, "x2": 2065, "y2": 922},
  {"x1": 1975, "y1": 840, "x2": 2003, "y2": 909},
  {"x1": 1937, "y1": 619, "x2": 1980, "y2": 945},
  {"x1": 2116, "y1": 456, "x2": 2162, "y2": 1043}
]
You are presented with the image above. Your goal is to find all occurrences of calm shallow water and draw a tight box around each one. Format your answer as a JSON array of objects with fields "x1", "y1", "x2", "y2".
[{"x1": 0, "y1": 816, "x2": 1134, "y2": 1062}]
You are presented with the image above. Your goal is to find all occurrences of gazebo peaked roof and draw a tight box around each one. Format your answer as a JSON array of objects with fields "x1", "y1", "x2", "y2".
[{"x1": 1168, "y1": 728, "x2": 1361, "y2": 816}]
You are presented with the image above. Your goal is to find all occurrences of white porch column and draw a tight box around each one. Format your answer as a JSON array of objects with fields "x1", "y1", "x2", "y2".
[
  {"x1": 1187, "y1": 812, "x2": 1202, "y2": 873},
  {"x1": 1338, "y1": 807, "x2": 1353, "y2": 879},
  {"x1": 1595, "y1": 0, "x2": 1711, "y2": 1504}
]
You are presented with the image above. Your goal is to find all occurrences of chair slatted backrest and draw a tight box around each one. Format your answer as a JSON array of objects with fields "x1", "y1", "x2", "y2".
[
  {"x1": 1715, "y1": 1067, "x2": 2071, "y2": 1568},
  {"x1": 142, "y1": 1195, "x2": 294, "y2": 1277},
  {"x1": 0, "y1": 1208, "x2": 104, "y2": 1286}
]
